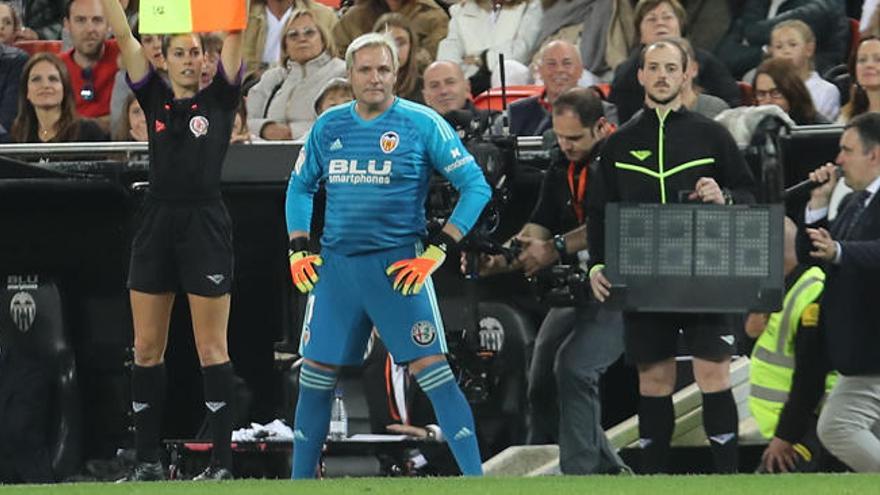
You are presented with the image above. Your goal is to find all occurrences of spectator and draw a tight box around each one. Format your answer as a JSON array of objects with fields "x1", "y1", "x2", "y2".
[
  {"x1": 715, "y1": 0, "x2": 849, "y2": 80},
  {"x1": 509, "y1": 40, "x2": 581, "y2": 136},
  {"x1": 0, "y1": 4, "x2": 27, "y2": 141},
  {"x1": 531, "y1": 0, "x2": 635, "y2": 82},
  {"x1": 840, "y1": 37, "x2": 880, "y2": 123},
  {"x1": 373, "y1": 13, "x2": 427, "y2": 102},
  {"x1": 0, "y1": 1, "x2": 20, "y2": 45},
  {"x1": 61, "y1": 0, "x2": 119, "y2": 133},
  {"x1": 10, "y1": 52, "x2": 105, "y2": 142},
  {"x1": 422, "y1": 60, "x2": 499, "y2": 135},
  {"x1": 22, "y1": 0, "x2": 64, "y2": 40},
  {"x1": 436, "y1": 0, "x2": 540, "y2": 96},
  {"x1": 798, "y1": 113, "x2": 880, "y2": 473},
  {"x1": 314, "y1": 77, "x2": 353, "y2": 115},
  {"x1": 767, "y1": 20, "x2": 840, "y2": 121},
  {"x1": 200, "y1": 32, "x2": 223, "y2": 89},
  {"x1": 634, "y1": 36, "x2": 728, "y2": 119},
  {"x1": 112, "y1": 91, "x2": 145, "y2": 140},
  {"x1": 245, "y1": 8, "x2": 345, "y2": 140},
  {"x1": 333, "y1": 0, "x2": 448, "y2": 60},
  {"x1": 109, "y1": 21, "x2": 164, "y2": 150},
  {"x1": 753, "y1": 58, "x2": 828, "y2": 125},
  {"x1": 609, "y1": 0, "x2": 739, "y2": 124},
  {"x1": 231, "y1": 98, "x2": 251, "y2": 143},
  {"x1": 243, "y1": 0, "x2": 337, "y2": 77},
  {"x1": 679, "y1": 0, "x2": 731, "y2": 53}
]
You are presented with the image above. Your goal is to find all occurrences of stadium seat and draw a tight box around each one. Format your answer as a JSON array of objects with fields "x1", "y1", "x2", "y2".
[
  {"x1": 849, "y1": 18, "x2": 860, "y2": 61},
  {"x1": 737, "y1": 81, "x2": 754, "y2": 106},
  {"x1": 473, "y1": 85, "x2": 544, "y2": 111},
  {"x1": 14, "y1": 40, "x2": 63, "y2": 56}
]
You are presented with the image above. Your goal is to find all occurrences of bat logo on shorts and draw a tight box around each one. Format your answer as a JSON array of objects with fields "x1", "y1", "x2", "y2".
[
  {"x1": 411, "y1": 321, "x2": 436, "y2": 347},
  {"x1": 189, "y1": 115, "x2": 209, "y2": 138},
  {"x1": 379, "y1": 131, "x2": 399, "y2": 154}
]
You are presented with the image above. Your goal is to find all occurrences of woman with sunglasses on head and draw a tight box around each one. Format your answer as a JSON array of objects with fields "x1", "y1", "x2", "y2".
[
  {"x1": 98, "y1": 0, "x2": 246, "y2": 482},
  {"x1": 246, "y1": 8, "x2": 344, "y2": 141},
  {"x1": 10, "y1": 52, "x2": 106, "y2": 142}
]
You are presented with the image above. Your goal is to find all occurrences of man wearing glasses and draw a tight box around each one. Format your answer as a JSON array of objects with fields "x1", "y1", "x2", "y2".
[{"x1": 60, "y1": 0, "x2": 118, "y2": 134}]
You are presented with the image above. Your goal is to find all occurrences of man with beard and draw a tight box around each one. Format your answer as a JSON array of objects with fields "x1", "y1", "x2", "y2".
[
  {"x1": 586, "y1": 39, "x2": 755, "y2": 474},
  {"x1": 474, "y1": 87, "x2": 629, "y2": 474},
  {"x1": 61, "y1": 0, "x2": 118, "y2": 133}
]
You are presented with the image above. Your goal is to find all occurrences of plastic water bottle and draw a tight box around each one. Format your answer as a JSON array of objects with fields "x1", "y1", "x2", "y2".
[{"x1": 328, "y1": 387, "x2": 348, "y2": 440}]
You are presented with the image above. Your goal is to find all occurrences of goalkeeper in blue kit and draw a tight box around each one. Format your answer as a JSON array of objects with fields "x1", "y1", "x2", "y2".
[{"x1": 284, "y1": 32, "x2": 491, "y2": 478}]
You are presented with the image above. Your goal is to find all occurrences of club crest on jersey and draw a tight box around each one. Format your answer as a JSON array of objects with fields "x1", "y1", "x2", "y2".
[
  {"x1": 189, "y1": 115, "x2": 209, "y2": 138},
  {"x1": 380, "y1": 131, "x2": 399, "y2": 153},
  {"x1": 302, "y1": 325, "x2": 311, "y2": 347},
  {"x1": 411, "y1": 321, "x2": 436, "y2": 347}
]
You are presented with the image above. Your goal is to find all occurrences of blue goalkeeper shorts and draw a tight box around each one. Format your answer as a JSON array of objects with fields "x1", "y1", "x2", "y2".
[{"x1": 298, "y1": 243, "x2": 448, "y2": 366}]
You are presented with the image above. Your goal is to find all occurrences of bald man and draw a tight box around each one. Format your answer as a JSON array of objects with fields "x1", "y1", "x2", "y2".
[{"x1": 423, "y1": 60, "x2": 499, "y2": 136}]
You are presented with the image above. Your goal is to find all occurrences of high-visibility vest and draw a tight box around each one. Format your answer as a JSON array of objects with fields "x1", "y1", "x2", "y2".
[{"x1": 748, "y1": 266, "x2": 837, "y2": 439}]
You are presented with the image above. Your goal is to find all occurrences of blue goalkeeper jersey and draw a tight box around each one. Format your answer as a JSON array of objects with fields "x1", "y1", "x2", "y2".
[{"x1": 286, "y1": 98, "x2": 491, "y2": 255}]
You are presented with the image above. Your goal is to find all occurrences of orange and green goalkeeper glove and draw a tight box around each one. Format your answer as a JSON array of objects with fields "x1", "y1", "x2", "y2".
[
  {"x1": 289, "y1": 237, "x2": 323, "y2": 294},
  {"x1": 386, "y1": 232, "x2": 455, "y2": 295}
]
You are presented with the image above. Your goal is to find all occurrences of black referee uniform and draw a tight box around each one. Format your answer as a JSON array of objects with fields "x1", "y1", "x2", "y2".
[{"x1": 127, "y1": 62, "x2": 242, "y2": 296}]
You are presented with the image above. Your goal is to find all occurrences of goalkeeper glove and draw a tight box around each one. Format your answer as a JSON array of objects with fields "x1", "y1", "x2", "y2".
[
  {"x1": 386, "y1": 231, "x2": 455, "y2": 295},
  {"x1": 289, "y1": 237, "x2": 323, "y2": 294}
]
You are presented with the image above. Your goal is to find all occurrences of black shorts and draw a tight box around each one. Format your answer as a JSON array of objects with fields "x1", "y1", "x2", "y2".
[
  {"x1": 127, "y1": 199, "x2": 233, "y2": 296},
  {"x1": 622, "y1": 312, "x2": 736, "y2": 365}
]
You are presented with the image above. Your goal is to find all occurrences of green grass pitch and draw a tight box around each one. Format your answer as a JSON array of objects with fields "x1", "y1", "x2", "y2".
[{"x1": 1, "y1": 474, "x2": 879, "y2": 495}]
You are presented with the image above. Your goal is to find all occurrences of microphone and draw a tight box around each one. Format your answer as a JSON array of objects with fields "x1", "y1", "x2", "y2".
[{"x1": 783, "y1": 166, "x2": 841, "y2": 200}]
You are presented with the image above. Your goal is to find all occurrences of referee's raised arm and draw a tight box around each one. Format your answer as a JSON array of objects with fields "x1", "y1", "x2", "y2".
[
  {"x1": 219, "y1": 3, "x2": 248, "y2": 83},
  {"x1": 98, "y1": 0, "x2": 148, "y2": 82}
]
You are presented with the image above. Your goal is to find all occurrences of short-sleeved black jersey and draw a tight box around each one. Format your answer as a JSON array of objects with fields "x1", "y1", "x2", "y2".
[{"x1": 128, "y1": 62, "x2": 242, "y2": 201}]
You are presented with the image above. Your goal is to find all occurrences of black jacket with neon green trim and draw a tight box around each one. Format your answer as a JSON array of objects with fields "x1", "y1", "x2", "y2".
[{"x1": 586, "y1": 106, "x2": 755, "y2": 267}]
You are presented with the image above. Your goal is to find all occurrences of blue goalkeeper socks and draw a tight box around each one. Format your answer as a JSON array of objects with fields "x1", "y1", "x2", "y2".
[
  {"x1": 414, "y1": 361, "x2": 483, "y2": 475},
  {"x1": 291, "y1": 363, "x2": 337, "y2": 479}
]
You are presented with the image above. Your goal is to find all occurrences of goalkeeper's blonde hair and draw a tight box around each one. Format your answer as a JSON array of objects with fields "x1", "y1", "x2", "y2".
[{"x1": 345, "y1": 32, "x2": 399, "y2": 74}]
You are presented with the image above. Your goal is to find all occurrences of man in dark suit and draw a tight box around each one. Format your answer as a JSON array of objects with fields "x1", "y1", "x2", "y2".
[{"x1": 797, "y1": 112, "x2": 880, "y2": 473}]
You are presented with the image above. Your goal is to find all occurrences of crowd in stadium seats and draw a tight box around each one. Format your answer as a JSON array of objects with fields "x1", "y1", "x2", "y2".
[{"x1": 4, "y1": 0, "x2": 880, "y2": 481}]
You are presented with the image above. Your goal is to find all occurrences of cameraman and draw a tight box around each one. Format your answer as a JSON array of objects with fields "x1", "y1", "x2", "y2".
[{"x1": 468, "y1": 87, "x2": 627, "y2": 475}]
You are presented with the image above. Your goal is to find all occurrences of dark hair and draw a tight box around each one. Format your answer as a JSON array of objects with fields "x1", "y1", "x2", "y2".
[
  {"x1": 753, "y1": 58, "x2": 818, "y2": 125},
  {"x1": 552, "y1": 87, "x2": 605, "y2": 127},
  {"x1": 373, "y1": 13, "x2": 422, "y2": 99},
  {"x1": 11, "y1": 52, "x2": 81, "y2": 143},
  {"x1": 634, "y1": 0, "x2": 687, "y2": 40},
  {"x1": 202, "y1": 32, "x2": 223, "y2": 56},
  {"x1": 161, "y1": 33, "x2": 205, "y2": 58},
  {"x1": 114, "y1": 92, "x2": 139, "y2": 141},
  {"x1": 842, "y1": 36, "x2": 880, "y2": 122},
  {"x1": 845, "y1": 112, "x2": 880, "y2": 152},
  {"x1": 637, "y1": 39, "x2": 688, "y2": 72}
]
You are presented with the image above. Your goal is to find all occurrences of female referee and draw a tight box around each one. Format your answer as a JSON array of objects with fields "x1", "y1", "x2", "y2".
[{"x1": 99, "y1": 0, "x2": 246, "y2": 481}]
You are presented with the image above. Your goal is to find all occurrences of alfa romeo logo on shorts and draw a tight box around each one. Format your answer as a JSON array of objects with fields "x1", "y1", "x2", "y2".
[
  {"x1": 411, "y1": 321, "x2": 436, "y2": 347},
  {"x1": 189, "y1": 115, "x2": 209, "y2": 138}
]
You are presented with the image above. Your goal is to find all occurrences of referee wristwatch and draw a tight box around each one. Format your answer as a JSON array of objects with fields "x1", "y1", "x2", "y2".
[{"x1": 552, "y1": 234, "x2": 567, "y2": 259}]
